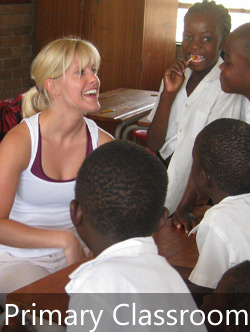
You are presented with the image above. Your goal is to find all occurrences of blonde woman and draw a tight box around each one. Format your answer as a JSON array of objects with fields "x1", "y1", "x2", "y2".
[{"x1": 0, "y1": 37, "x2": 113, "y2": 304}]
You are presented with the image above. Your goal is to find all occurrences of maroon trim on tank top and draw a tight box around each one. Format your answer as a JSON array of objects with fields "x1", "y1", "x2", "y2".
[{"x1": 31, "y1": 122, "x2": 93, "y2": 183}]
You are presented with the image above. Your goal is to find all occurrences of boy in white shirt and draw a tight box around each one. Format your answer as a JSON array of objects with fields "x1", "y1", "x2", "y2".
[
  {"x1": 65, "y1": 140, "x2": 207, "y2": 332},
  {"x1": 219, "y1": 22, "x2": 250, "y2": 122},
  {"x1": 147, "y1": 1, "x2": 248, "y2": 223},
  {"x1": 173, "y1": 22, "x2": 250, "y2": 233},
  {"x1": 188, "y1": 119, "x2": 250, "y2": 293}
]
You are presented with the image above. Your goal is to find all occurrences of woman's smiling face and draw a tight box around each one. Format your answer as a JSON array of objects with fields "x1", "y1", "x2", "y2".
[
  {"x1": 58, "y1": 54, "x2": 101, "y2": 113},
  {"x1": 182, "y1": 11, "x2": 225, "y2": 73}
]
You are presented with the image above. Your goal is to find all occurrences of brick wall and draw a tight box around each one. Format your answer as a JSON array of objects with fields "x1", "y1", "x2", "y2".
[{"x1": 0, "y1": 1, "x2": 35, "y2": 100}]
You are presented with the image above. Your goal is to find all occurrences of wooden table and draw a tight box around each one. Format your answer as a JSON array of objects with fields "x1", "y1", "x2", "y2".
[
  {"x1": 87, "y1": 88, "x2": 158, "y2": 139},
  {"x1": 7, "y1": 220, "x2": 198, "y2": 323},
  {"x1": 137, "y1": 113, "x2": 152, "y2": 127}
]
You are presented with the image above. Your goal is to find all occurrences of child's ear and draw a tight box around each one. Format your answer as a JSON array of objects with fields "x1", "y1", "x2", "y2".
[
  {"x1": 204, "y1": 170, "x2": 213, "y2": 188},
  {"x1": 155, "y1": 207, "x2": 169, "y2": 233},
  {"x1": 70, "y1": 199, "x2": 83, "y2": 227},
  {"x1": 199, "y1": 168, "x2": 212, "y2": 189}
]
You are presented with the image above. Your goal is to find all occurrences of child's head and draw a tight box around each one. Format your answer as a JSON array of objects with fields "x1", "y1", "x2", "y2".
[
  {"x1": 71, "y1": 140, "x2": 168, "y2": 254},
  {"x1": 183, "y1": 0, "x2": 231, "y2": 72},
  {"x1": 191, "y1": 118, "x2": 250, "y2": 201},
  {"x1": 201, "y1": 261, "x2": 250, "y2": 332},
  {"x1": 220, "y1": 23, "x2": 250, "y2": 99},
  {"x1": 22, "y1": 37, "x2": 100, "y2": 118}
]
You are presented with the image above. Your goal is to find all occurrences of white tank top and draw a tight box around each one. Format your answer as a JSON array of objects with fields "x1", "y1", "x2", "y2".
[{"x1": 0, "y1": 113, "x2": 99, "y2": 258}]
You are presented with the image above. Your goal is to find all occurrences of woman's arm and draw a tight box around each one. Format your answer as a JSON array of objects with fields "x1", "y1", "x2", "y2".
[{"x1": 0, "y1": 124, "x2": 84, "y2": 265}]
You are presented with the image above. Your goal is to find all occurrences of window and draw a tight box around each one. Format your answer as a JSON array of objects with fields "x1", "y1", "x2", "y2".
[{"x1": 176, "y1": 0, "x2": 250, "y2": 43}]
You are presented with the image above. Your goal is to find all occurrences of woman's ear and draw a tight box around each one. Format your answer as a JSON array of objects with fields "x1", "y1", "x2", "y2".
[
  {"x1": 70, "y1": 199, "x2": 83, "y2": 227},
  {"x1": 44, "y1": 78, "x2": 60, "y2": 95},
  {"x1": 155, "y1": 207, "x2": 169, "y2": 233}
]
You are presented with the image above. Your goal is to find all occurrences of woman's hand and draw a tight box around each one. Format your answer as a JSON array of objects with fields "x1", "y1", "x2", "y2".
[
  {"x1": 163, "y1": 60, "x2": 188, "y2": 94},
  {"x1": 60, "y1": 231, "x2": 86, "y2": 265}
]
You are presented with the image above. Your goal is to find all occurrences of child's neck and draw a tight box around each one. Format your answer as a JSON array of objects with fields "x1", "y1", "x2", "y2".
[
  {"x1": 90, "y1": 235, "x2": 120, "y2": 257},
  {"x1": 186, "y1": 62, "x2": 218, "y2": 97},
  {"x1": 210, "y1": 190, "x2": 229, "y2": 206}
]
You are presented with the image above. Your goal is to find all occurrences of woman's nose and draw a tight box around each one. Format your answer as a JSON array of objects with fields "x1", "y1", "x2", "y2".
[{"x1": 88, "y1": 70, "x2": 99, "y2": 83}]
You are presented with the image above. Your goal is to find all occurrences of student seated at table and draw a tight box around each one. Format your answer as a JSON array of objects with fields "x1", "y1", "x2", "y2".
[
  {"x1": 146, "y1": 0, "x2": 248, "y2": 227},
  {"x1": 201, "y1": 260, "x2": 250, "y2": 332},
  {"x1": 175, "y1": 21, "x2": 250, "y2": 234},
  {"x1": 219, "y1": 22, "x2": 250, "y2": 122},
  {"x1": 65, "y1": 140, "x2": 207, "y2": 332},
  {"x1": 188, "y1": 118, "x2": 250, "y2": 295}
]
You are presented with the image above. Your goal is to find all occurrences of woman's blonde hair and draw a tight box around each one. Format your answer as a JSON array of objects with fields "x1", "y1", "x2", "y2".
[{"x1": 22, "y1": 37, "x2": 101, "y2": 118}]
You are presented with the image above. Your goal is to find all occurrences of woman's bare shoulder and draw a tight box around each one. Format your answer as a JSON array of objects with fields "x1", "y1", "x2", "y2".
[
  {"x1": 0, "y1": 121, "x2": 31, "y2": 171},
  {"x1": 98, "y1": 127, "x2": 114, "y2": 146}
]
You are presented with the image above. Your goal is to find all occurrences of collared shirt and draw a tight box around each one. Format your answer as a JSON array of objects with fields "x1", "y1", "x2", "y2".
[
  {"x1": 244, "y1": 98, "x2": 250, "y2": 123},
  {"x1": 148, "y1": 58, "x2": 249, "y2": 215},
  {"x1": 66, "y1": 237, "x2": 207, "y2": 332},
  {"x1": 66, "y1": 237, "x2": 190, "y2": 293},
  {"x1": 189, "y1": 193, "x2": 250, "y2": 289}
]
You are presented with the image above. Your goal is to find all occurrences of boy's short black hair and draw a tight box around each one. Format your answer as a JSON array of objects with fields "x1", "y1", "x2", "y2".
[
  {"x1": 226, "y1": 261, "x2": 250, "y2": 293},
  {"x1": 223, "y1": 261, "x2": 250, "y2": 330},
  {"x1": 195, "y1": 118, "x2": 250, "y2": 195},
  {"x1": 233, "y1": 23, "x2": 250, "y2": 59},
  {"x1": 75, "y1": 140, "x2": 168, "y2": 241}
]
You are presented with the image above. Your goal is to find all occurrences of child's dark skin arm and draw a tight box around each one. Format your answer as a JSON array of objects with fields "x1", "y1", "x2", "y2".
[
  {"x1": 147, "y1": 91, "x2": 176, "y2": 152},
  {"x1": 147, "y1": 60, "x2": 189, "y2": 152},
  {"x1": 171, "y1": 175, "x2": 200, "y2": 233}
]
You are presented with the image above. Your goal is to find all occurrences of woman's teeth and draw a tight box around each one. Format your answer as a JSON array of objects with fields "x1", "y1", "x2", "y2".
[{"x1": 82, "y1": 89, "x2": 97, "y2": 96}]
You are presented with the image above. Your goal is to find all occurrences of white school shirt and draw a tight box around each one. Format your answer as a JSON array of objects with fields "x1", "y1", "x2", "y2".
[
  {"x1": 66, "y1": 237, "x2": 207, "y2": 332},
  {"x1": 66, "y1": 237, "x2": 191, "y2": 294},
  {"x1": 149, "y1": 58, "x2": 249, "y2": 215},
  {"x1": 244, "y1": 98, "x2": 250, "y2": 123},
  {"x1": 189, "y1": 193, "x2": 250, "y2": 289}
]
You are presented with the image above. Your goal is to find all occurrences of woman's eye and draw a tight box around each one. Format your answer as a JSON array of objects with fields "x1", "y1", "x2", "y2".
[
  {"x1": 92, "y1": 68, "x2": 97, "y2": 74},
  {"x1": 203, "y1": 36, "x2": 212, "y2": 42},
  {"x1": 78, "y1": 70, "x2": 85, "y2": 76}
]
